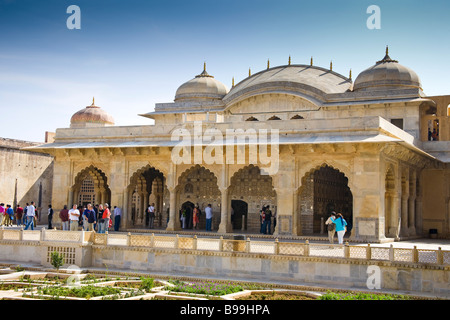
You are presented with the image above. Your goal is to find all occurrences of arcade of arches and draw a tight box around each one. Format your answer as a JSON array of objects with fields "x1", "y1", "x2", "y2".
[{"x1": 66, "y1": 163, "x2": 381, "y2": 237}]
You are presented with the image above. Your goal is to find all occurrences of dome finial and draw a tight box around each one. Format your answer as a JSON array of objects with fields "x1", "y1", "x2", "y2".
[
  {"x1": 349, "y1": 69, "x2": 352, "y2": 80},
  {"x1": 330, "y1": 60, "x2": 333, "y2": 71},
  {"x1": 195, "y1": 62, "x2": 213, "y2": 78},
  {"x1": 376, "y1": 45, "x2": 398, "y2": 64},
  {"x1": 267, "y1": 59, "x2": 270, "y2": 69},
  {"x1": 310, "y1": 56, "x2": 313, "y2": 66},
  {"x1": 232, "y1": 77, "x2": 235, "y2": 87},
  {"x1": 249, "y1": 67, "x2": 251, "y2": 77},
  {"x1": 92, "y1": 97, "x2": 95, "y2": 106}
]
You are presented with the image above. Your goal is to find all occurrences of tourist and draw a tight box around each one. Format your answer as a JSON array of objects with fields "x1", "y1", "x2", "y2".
[
  {"x1": 148, "y1": 203, "x2": 155, "y2": 229},
  {"x1": 4, "y1": 205, "x2": 13, "y2": 226},
  {"x1": 260, "y1": 206, "x2": 266, "y2": 234},
  {"x1": 263, "y1": 205, "x2": 272, "y2": 234},
  {"x1": 97, "y1": 204, "x2": 104, "y2": 232},
  {"x1": 23, "y1": 203, "x2": 28, "y2": 224},
  {"x1": 59, "y1": 205, "x2": 69, "y2": 230},
  {"x1": 84, "y1": 204, "x2": 96, "y2": 231},
  {"x1": 15, "y1": 204, "x2": 23, "y2": 226},
  {"x1": 205, "y1": 204, "x2": 212, "y2": 231},
  {"x1": 93, "y1": 204, "x2": 99, "y2": 231},
  {"x1": 180, "y1": 208, "x2": 186, "y2": 229},
  {"x1": 193, "y1": 205, "x2": 200, "y2": 230},
  {"x1": 101, "y1": 203, "x2": 111, "y2": 233},
  {"x1": 68, "y1": 204, "x2": 80, "y2": 231},
  {"x1": 0, "y1": 203, "x2": 5, "y2": 226},
  {"x1": 47, "y1": 204, "x2": 54, "y2": 229},
  {"x1": 325, "y1": 211, "x2": 336, "y2": 244},
  {"x1": 333, "y1": 213, "x2": 347, "y2": 245},
  {"x1": 81, "y1": 205, "x2": 89, "y2": 230},
  {"x1": 272, "y1": 208, "x2": 277, "y2": 234},
  {"x1": 113, "y1": 206, "x2": 122, "y2": 231},
  {"x1": 34, "y1": 207, "x2": 38, "y2": 228},
  {"x1": 24, "y1": 202, "x2": 36, "y2": 230},
  {"x1": 432, "y1": 129, "x2": 438, "y2": 141}
]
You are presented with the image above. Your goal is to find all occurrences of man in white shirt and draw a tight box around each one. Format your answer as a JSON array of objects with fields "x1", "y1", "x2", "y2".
[
  {"x1": 68, "y1": 204, "x2": 80, "y2": 231},
  {"x1": 205, "y1": 204, "x2": 213, "y2": 231},
  {"x1": 24, "y1": 201, "x2": 36, "y2": 230}
]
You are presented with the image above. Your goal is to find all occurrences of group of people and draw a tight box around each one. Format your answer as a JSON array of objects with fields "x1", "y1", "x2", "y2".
[
  {"x1": 179, "y1": 203, "x2": 213, "y2": 231},
  {"x1": 260, "y1": 205, "x2": 276, "y2": 234},
  {"x1": 0, "y1": 202, "x2": 39, "y2": 230},
  {"x1": 59, "y1": 203, "x2": 122, "y2": 233},
  {"x1": 0, "y1": 201, "x2": 122, "y2": 232},
  {"x1": 325, "y1": 211, "x2": 348, "y2": 244},
  {"x1": 428, "y1": 128, "x2": 439, "y2": 141}
]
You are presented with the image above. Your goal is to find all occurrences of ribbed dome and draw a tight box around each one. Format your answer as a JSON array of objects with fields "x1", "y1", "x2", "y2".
[
  {"x1": 175, "y1": 63, "x2": 228, "y2": 101},
  {"x1": 353, "y1": 47, "x2": 422, "y2": 92},
  {"x1": 70, "y1": 98, "x2": 115, "y2": 128}
]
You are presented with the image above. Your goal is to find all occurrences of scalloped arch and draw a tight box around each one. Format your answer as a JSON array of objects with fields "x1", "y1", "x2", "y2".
[{"x1": 297, "y1": 162, "x2": 353, "y2": 193}]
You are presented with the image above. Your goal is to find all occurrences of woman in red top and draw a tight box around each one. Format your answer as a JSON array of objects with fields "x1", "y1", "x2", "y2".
[
  {"x1": 193, "y1": 205, "x2": 200, "y2": 230},
  {"x1": 102, "y1": 203, "x2": 111, "y2": 232}
]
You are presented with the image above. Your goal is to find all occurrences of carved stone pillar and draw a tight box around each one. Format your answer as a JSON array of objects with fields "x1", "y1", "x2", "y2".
[
  {"x1": 218, "y1": 187, "x2": 232, "y2": 233},
  {"x1": 166, "y1": 188, "x2": 180, "y2": 231},
  {"x1": 408, "y1": 196, "x2": 416, "y2": 235},
  {"x1": 401, "y1": 196, "x2": 409, "y2": 237},
  {"x1": 389, "y1": 193, "x2": 401, "y2": 239}
]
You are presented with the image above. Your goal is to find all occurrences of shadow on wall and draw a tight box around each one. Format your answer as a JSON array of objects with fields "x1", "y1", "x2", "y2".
[{"x1": 17, "y1": 162, "x2": 54, "y2": 224}]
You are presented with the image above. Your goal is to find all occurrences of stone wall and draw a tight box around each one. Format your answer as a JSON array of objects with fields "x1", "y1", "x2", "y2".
[
  {"x1": 0, "y1": 138, "x2": 54, "y2": 224},
  {"x1": 0, "y1": 234, "x2": 447, "y2": 297}
]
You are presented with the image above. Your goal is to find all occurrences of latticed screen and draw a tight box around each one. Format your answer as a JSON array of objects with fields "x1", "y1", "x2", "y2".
[
  {"x1": 47, "y1": 246, "x2": 76, "y2": 265},
  {"x1": 79, "y1": 177, "x2": 95, "y2": 205}
]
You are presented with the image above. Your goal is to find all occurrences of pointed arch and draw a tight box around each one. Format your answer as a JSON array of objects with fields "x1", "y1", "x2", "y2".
[
  {"x1": 176, "y1": 164, "x2": 221, "y2": 230},
  {"x1": 126, "y1": 164, "x2": 166, "y2": 228},
  {"x1": 297, "y1": 163, "x2": 353, "y2": 235},
  {"x1": 229, "y1": 164, "x2": 277, "y2": 232},
  {"x1": 71, "y1": 165, "x2": 111, "y2": 207}
]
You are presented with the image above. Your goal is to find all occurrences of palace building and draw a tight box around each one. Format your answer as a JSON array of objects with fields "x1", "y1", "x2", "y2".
[{"x1": 27, "y1": 48, "x2": 450, "y2": 241}]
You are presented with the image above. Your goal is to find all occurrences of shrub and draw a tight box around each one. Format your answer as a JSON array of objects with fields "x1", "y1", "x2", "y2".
[
  {"x1": 50, "y1": 251, "x2": 65, "y2": 272},
  {"x1": 140, "y1": 277, "x2": 154, "y2": 292},
  {"x1": 319, "y1": 291, "x2": 411, "y2": 300}
]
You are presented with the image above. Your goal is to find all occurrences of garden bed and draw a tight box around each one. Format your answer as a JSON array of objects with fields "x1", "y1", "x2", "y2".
[
  {"x1": 0, "y1": 267, "x2": 435, "y2": 301},
  {"x1": 232, "y1": 290, "x2": 320, "y2": 300}
]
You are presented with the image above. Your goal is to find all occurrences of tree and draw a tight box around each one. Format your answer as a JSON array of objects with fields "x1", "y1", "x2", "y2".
[{"x1": 50, "y1": 251, "x2": 65, "y2": 274}]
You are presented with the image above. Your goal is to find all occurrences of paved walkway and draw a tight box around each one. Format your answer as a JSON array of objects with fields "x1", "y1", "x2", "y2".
[{"x1": 5, "y1": 224, "x2": 450, "y2": 250}]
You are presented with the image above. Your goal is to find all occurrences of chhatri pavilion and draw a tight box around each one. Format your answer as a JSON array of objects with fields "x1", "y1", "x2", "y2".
[{"x1": 28, "y1": 48, "x2": 450, "y2": 241}]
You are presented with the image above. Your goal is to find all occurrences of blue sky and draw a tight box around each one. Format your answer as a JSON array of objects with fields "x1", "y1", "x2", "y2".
[{"x1": 1, "y1": 0, "x2": 449, "y2": 142}]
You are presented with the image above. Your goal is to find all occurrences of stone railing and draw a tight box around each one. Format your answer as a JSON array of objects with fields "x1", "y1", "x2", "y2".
[
  {"x1": 1, "y1": 228, "x2": 449, "y2": 266},
  {"x1": 0, "y1": 227, "x2": 88, "y2": 244},
  {"x1": 96, "y1": 233, "x2": 450, "y2": 266}
]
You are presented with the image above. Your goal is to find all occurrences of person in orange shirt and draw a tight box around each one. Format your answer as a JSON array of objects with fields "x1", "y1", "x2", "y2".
[{"x1": 101, "y1": 203, "x2": 111, "y2": 233}]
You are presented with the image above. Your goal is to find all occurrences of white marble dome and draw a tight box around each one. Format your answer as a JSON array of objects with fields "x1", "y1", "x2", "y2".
[
  {"x1": 354, "y1": 47, "x2": 422, "y2": 92},
  {"x1": 175, "y1": 64, "x2": 228, "y2": 101}
]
